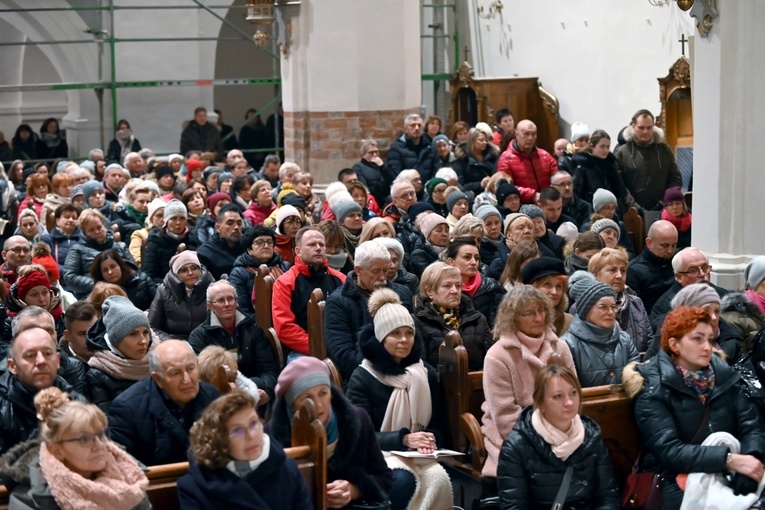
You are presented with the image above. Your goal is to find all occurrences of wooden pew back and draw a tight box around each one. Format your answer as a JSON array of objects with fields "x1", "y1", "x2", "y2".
[
  {"x1": 306, "y1": 288, "x2": 343, "y2": 389},
  {"x1": 254, "y1": 269, "x2": 274, "y2": 332}
]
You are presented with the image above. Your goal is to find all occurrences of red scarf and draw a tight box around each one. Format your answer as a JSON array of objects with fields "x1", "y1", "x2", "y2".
[
  {"x1": 462, "y1": 272, "x2": 482, "y2": 297},
  {"x1": 661, "y1": 208, "x2": 692, "y2": 232}
]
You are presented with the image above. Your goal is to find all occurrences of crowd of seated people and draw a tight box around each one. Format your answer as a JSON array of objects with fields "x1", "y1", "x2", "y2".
[{"x1": 0, "y1": 105, "x2": 759, "y2": 510}]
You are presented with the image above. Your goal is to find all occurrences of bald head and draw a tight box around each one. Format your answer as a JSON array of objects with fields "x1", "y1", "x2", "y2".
[
  {"x1": 645, "y1": 220, "x2": 678, "y2": 259},
  {"x1": 2, "y1": 236, "x2": 31, "y2": 271},
  {"x1": 516, "y1": 120, "x2": 538, "y2": 152}
]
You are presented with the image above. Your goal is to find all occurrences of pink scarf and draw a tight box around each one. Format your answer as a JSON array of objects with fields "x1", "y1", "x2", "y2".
[
  {"x1": 531, "y1": 408, "x2": 585, "y2": 461},
  {"x1": 462, "y1": 272, "x2": 482, "y2": 298},
  {"x1": 746, "y1": 289, "x2": 765, "y2": 315},
  {"x1": 516, "y1": 330, "x2": 547, "y2": 357},
  {"x1": 661, "y1": 208, "x2": 692, "y2": 233},
  {"x1": 87, "y1": 337, "x2": 157, "y2": 381},
  {"x1": 39, "y1": 441, "x2": 148, "y2": 510}
]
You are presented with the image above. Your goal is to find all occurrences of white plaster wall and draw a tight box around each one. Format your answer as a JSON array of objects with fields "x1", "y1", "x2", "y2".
[{"x1": 468, "y1": 0, "x2": 694, "y2": 146}]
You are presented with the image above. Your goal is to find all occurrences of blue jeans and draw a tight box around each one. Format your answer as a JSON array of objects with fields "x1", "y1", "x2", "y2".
[{"x1": 390, "y1": 469, "x2": 416, "y2": 510}]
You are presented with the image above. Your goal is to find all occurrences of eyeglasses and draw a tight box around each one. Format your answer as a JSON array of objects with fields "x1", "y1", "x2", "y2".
[
  {"x1": 553, "y1": 181, "x2": 573, "y2": 188},
  {"x1": 7, "y1": 246, "x2": 31, "y2": 254},
  {"x1": 396, "y1": 191, "x2": 416, "y2": 200},
  {"x1": 177, "y1": 265, "x2": 201, "y2": 275},
  {"x1": 210, "y1": 296, "x2": 236, "y2": 306},
  {"x1": 60, "y1": 430, "x2": 108, "y2": 448},
  {"x1": 229, "y1": 420, "x2": 263, "y2": 440},
  {"x1": 593, "y1": 303, "x2": 618, "y2": 313},
  {"x1": 678, "y1": 264, "x2": 711, "y2": 276},
  {"x1": 252, "y1": 239, "x2": 274, "y2": 247}
]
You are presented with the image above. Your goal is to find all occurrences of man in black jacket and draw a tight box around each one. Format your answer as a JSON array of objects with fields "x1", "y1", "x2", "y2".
[
  {"x1": 551, "y1": 170, "x2": 592, "y2": 228},
  {"x1": 627, "y1": 220, "x2": 678, "y2": 314},
  {"x1": 180, "y1": 107, "x2": 224, "y2": 159},
  {"x1": 387, "y1": 114, "x2": 430, "y2": 175},
  {"x1": 353, "y1": 139, "x2": 396, "y2": 207},
  {"x1": 325, "y1": 241, "x2": 413, "y2": 382},
  {"x1": 188, "y1": 281, "x2": 278, "y2": 405},
  {"x1": 197, "y1": 204, "x2": 245, "y2": 279}
]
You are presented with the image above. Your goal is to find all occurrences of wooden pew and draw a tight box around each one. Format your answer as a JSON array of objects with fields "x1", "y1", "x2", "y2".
[
  {"x1": 306, "y1": 288, "x2": 343, "y2": 389},
  {"x1": 438, "y1": 331, "x2": 641, "y2": 509},
  {"x1": 0, "y1": 400, "x2": 328, "y2": 510},
  {"x1": 624, "y1": 207, "x2": 644, "y2": 255},
  {"x1": 254, "y1": 271, "x2": 285, "y2": 369}
]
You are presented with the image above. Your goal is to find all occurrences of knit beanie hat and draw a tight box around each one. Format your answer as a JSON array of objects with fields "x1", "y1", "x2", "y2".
[
  {"x1": 202, "y1": 166, "x2": 223, "y2": 182},
  {"x1": 425, "y1": 177, "x2": 447, "y2": 195},
  {"x1": 156, "y1": 165, "x2": 175, "y2": 181},
  {"x1": 281, "y1": 193, "x2": 306, "y2": 212},
  {"x1": 590, "y1": 218, "x2": 620, "y2": 240},
  {"x1": 81, "y1": 180, "x2": 104, "y2": 204},
  {"x1": 475, "y1": 122, "x2": 493, "y2": 140},
  {"x1": 568, "y1": 270, "x2": 616, "y2": 319},
  {"x1": 556, "y1": 222, "x2": 579, "y2": 242},
  {"x1": 519, "y1": 204, "x2": 545, "y2": 221},
  {"x1": 79, "y1": 160, "x2": 96, "y2": 175},
  {"x1": 71, "y1": 185, "x2": 85, "y2": 201},
  {"x1": 663, "y1": 186, "x2": 684, "y2": 204},
  {"x1": 592, "y1": 188, "x2": 617, "y2": 214},
  {"x1": 332, "y1": 199, "x2": 362, "y2": 225},
  {"x1": 570, "y1": 122, "x2": 590, "y2": 142},
  {"x1": 503, "y1": 213, "x2": 531, "y2": 235},
  {"x1": 368, "y1": 288, "x2": 415, "y2": 342},
  {"x1": 146, "y1": 198, "x2": 166, "y2": 227},
  {"x1": 670, "y1": 282, "x2": 721, "y2": 309},
  {"x1": 275, "y1": 205, "x2": 301, "y2": 235},
  {"x1": 407, "y1": 202, "x2": 434, "y2": 224},
  {"x1": 186, "y1": 159, "x2": 205, "y2": 176},
  {"x1": 56, "y1": 161, "x2": 71, "y2": 173},
  {"x1": 419, "y1": 213, "x2": 449, "y2": 241},
  {"x1": 275, "y1": 356, "x2": 331, "y2": 408},
  {"x1": 207, "y1": 192, "x2": 231, "y2": 212},
  {"x1": 32, "y1": 245, "x2": 60, "y2": 283},
  {"x1": 432, "y1": 134, "x2": 450, "y2": 146},
  {"x1": 521, "y1": 257, "x2": 566, "y2": 285},
  {"x1": 170, "y1": 250, "x2": 200, "y2": 275},
  {"x1": 168, "y1": 154, "x2": 183, "y2": 164},
  {"x1": 324, "y1": 182, "x2": 349, "y2": 208},
  {"x1": 142, "y1": 180, "x2": 160, "y2": 197},
  {"x1": 218, "y1": 171, "x2": 235, "y2": 185},
  {"x1": 496, "y1": 181, "x2": 520, "y2": 206},
  {"x1": 101, "y1": 295, "x2": 150, "y2": 349},
  {"x1": 745, "y1": 256, "x2": 765, "y2": 290},
  {"x1": 163, "y1": 199, "x2": 187, "y2": 226},
  {"x1": 17, "y1": 270, "x2": 50, "y2": 301},
  {"x1": 475, "y1": 204, "x2": 501, "y2": 222},
  {"x1": 22, "y1": 166, "x2": 36, "y2": 182},
  {"x1": 446, "y1": 190, "x2": 469, "y2": 214}
]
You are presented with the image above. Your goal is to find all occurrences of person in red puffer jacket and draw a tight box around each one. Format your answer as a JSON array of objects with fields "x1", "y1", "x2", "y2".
[{"x1": 496, "y1": 120, "x2": 558, "y2": 203}]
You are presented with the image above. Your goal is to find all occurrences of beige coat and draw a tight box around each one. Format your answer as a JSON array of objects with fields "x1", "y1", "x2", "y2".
[{"x1": 480, "y1": 327, "x2": 575, "y2": 477}]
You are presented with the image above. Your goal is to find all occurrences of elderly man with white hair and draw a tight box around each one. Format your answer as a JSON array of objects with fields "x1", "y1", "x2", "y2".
[{"x1": 324, "y1": 240, "x2": 414, "y2": 382}]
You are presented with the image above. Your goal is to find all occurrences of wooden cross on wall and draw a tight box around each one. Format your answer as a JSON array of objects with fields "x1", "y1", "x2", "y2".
[{"x1": 679, "y1": 34, "x2": 688, "y2": 57}]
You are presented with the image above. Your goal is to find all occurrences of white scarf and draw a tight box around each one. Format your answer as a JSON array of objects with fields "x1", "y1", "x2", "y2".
[
  {"x1": 360, "y1": 358, "x2": 431, "y2": 432},
  {"x1": 531, "y1": 408, "x2": 585, "y2": 461},
  {"x1": 226, "y1": 434, "x2": 271, "y2": 477}
]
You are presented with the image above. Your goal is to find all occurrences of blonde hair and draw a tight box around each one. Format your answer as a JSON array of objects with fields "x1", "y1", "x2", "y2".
[
  {"x1": 486, "y1": 172, "x2": 513, "y2": 194},
  {"x1": 359, "y1": 218, "x2": 395, "y2": 244},
  {"x1": 419, "y1": 261, "x2": 461, "y2": 297},
  {"x1": 532, "y1": 362, "x2": 582, "y2": 413},
  {"x1": 88, "y1": 282, "x2": 128, "y2": 315},
  {"x1": 587, "y1": 247, "x2": 629, "y2": 276},
  {"x1": 198, "y1": 345, "x2": 238, "y2": 383},
  {"x1": 35, "y1": 387, "x2": 107, "y2": 444},
  {"x1": 493, "y1": 285, "x2": 554, "y2": 339},
  {"x1": 78, "y1": 208, "x2": 106, "y2": 231},
  {"x1": 452, "y1": 215, "x2": 486, "y2": 240}
]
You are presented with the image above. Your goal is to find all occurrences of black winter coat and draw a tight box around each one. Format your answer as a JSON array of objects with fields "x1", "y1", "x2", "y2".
[
  {"x1": 453, "y1": 145, "x2": 499, "y2": 195},
  {"x1": 180, "y1": 121, "x2": 223, "y2": 158},
  {"x1": 408, "y1": 237, "x2": 440, "y2": 276},
  {"x1": 537, "y1": 230, "x2": 566, "y2": 261},
  {"x1": 106, "y1": 137, "x2": 141, "y2": 163},
  {"x1": 573, "y1": 152, "x2": 634, "y2": 215},
  {"x1": 108, "y1": 376, "x2": 219, "y2": 466},
  {"x1": 346, "y1": 324, "x2": 445, "y2": 451},
  {"x1": 413, "y1": 294, "x2": 493, "y2": 371},
  {"x1": 626, "y1": 351, "x2": 765, "y2": 507},
  {"x1": 142, "y1": 227, "x2": 199, "y2": 283},
  {"x1": 470, "y1": 273, "x2": 505, "y2": 327},
  {"x1": 497, "y1": 406, "x2": 621, "y2": 510},
  {"x1": 187, "y1": 311, "x2": 279, "y2": 400},
  {"x1": 268, "y1": 387, "x2": 393, "y2": 506},
  {"x1": 228, "y1": 251, "x2": 291, "y2": 315},
  {"x1": 41, "y1": 227, "x2": 80, "y2": 275},
  {"x1": 650, "y1": 281, "x2": 729, "y2": 334},
  {"x1": 386, "y1": 134, "x2": 430, "y2": 175},
  {"x1": 197, "y1": 232, "x2": 245, "y2": 280},
  {"x1": 562, "y1": 195, "x2": 593, "y2": 229},
  {"x1": 177, "y1": 438, "x2": 312, "y2": 510},
  {"x1": 122, "y1": 269, "x2": 157, "y2": 311},
  {"x1": 626, "y1": 247, "x2": 676, "y2": 315},
  {"x1": 394, "y1": 215, "x2": 423, "y2": 272},
  {"x1": 63, "y1": 230, "x2": 135, "y2": 299},
  {"x1": 325, "y1": 273, "x2": 414, "y2": 383},
  {"x1": 352, "y1": 159, "x2": 396, "y2": 207},
  {"x1": 35, "y1": 138, "x2": 68, "y2": 161},
  {"x1": 488, "y1": 241, "x2": 556, "y2": 281},
  {"x1": 111, "y1": 206, "x2": 144, "y2": 244},
  {"x1": 147, "y1": 268, "x2": 214, "y2": 340},
  {"x1": 393, "y1": 268, "x2": 420, "y2": 296}
]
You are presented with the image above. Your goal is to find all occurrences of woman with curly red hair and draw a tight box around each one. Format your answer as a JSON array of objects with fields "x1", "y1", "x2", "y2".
[{"x1": 624, "y1": 306, "x2": 765, "y2": 509}]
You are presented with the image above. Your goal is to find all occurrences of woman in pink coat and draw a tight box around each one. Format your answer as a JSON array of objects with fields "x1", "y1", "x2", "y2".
[{"x1": 481, "y1": 284, "x2": 576, "y2": 477}]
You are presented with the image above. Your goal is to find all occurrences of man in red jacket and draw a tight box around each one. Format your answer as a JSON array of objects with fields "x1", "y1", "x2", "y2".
[
  {"x1": 496, "y1": 120, "x2": 558, "y2": 203},
  {"x1": 271, "y1": 227, "x2": 345, "y2": 363}
]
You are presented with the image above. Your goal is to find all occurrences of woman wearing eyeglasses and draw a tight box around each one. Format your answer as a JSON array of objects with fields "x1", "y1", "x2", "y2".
[
  {"x1": 0, "y1": 386, "x2": 150, "y2": 510},
  {"x1": 562, "y1": 272, "x2": 639, "y2": 388},
  {"x1": 177, "y1": 391, "x2": 311, "y2": 510}
]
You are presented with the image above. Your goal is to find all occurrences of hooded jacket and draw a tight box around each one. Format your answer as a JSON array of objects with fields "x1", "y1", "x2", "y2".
[
  {"x1": 561, "y1": 316, "x2": 640, "y2": 388},
  {"x1": 228, "y1": 251, "x2": 291, "y2": 314},
  {"x1": 497, "y1": 406, "x2": 621, "y2": 510},
  {"x1": 63, "y1": 230, "x2": 135, "y2": 299},
  {"x1": 147, "y1": 267, "x2": 214, "y2": 340},
  {"x1": 721, "y1": 291, "x2": 765, "y2": 355},
  {"x1": 40, "y1": 227, "x2": 81, "y2": 275},
  {"x1": 453, "y1": 142, "x2": 499, "y2": 195}
]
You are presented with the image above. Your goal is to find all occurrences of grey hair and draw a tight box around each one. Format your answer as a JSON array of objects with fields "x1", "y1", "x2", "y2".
[
  {"x1": 122, "y1": 152, "x2": 140, "y2": 168},
  {"x1": 206, "y1": 279, "x2": 236, "y2": 303},
  {"x1": 390, "y1": 180, "x2": 414, "y2": 199},
  {"x1": 12, "y1": 306, "x2": 53, "y2": 336},
  {"x1": 354, "y1": 240, "x2": 391, "y2": 269},
  {"x1": 360, "y1": 139, "x2": 378, "y2": 155},
  {"x1": 435, "y1": 167, "x2": 458, "y2": 183},
  {"x1": 88, "y1": 148, "x2": 104, "y2": 159},
  {"x1": 551, "y1": 170, "x2": 571, "y2": 183},
  {"x1": 149, "y1": 341, "x2": 196, "y2": 376},
  {"x1": 263, "y1": 154, "x2": 281, "y2": 166},
  {"x1": 397, "y1": 169, "x2": 420, "y2": 183},
  {"x1": 375, "y1": 238, "x2": 404, "y2": 266},
  {"x1": 452, "y1": 215, "x2": 486, "y2": 238},
  {"x1": 404, "y1": 113, "x2": 422, "y2": 125},
  {"x1": 278, "y1": 162, "x2": 300, "y2": 180},
  {"x1": 671, "y1": 247, "x2": 707, "y2": 273}
]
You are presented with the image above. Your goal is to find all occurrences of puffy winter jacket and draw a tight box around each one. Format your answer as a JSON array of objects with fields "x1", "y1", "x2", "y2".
[
  {"x1": 497, "y1": 406, "x2": 621, "y2": 510},
  {"x1": 453, "y1": 143, "x2": 499, "y2": 195},
  {"x1": 122, "y1": 269, "x2": 157, "y2": 311},
  {"x1": 573, "y1": 152, "x2": 635, "y2": 214},
  {"x1": 561, "y1": 316, "x2": 640, "y2": 388},
  {"x1": 228, "y1": 251, "x2": 291, "y2": 314},
  {"x1": 413, "y1": 294, "x2": 493, "y2": 371},
  {"x1": 243, "y1": 202, "x2": 276, "y2": 227},
  {"x1": 40, "y1": 227, "x2": 80, "y2": 275},
  {"x1": 468, "y1": 274, "x2": 505, "y2": 327},
  {"x1": 147, "y1": 268, "x2": 214, "y2": 340},
  {"x1": 618, "y1": 289, "x2": 652, "y2": 352},
  {"x1": 111, "y1": 206, "x2": 145, "y2": 244},
  {"x1": 142, "y1": 227, "x2": 199, "y2": 283},
  {"x1": 386, "y1": 134, "x2": 430, "y2": 175},
  {"x1": 63, "y1": 230, "x2": 136, "y2": 299},
  {"x1": 624, "y1": 351, "x2": 765, "y2": 507},
  {"x1": 496, "y1": 140, "x2": 558, "y2": 200},
  {"x1": 408, "y1": 237, "x2": 440, "y2": 276},
  {"x1": 721, "y1": 291, "x2": 765, "y2": 355},
  {"x1": 650, "y1": 281, "x2": 729, "y2": 334},
  {"x1": 626, "y1": 247, "x2": 675, "y2": 314},
  {"x1": 324, "y1": 273, "x2": 413, "y2": 382},
  {"x1": 197, "y1": 232, "x2": 245, "y2": 280},
  {"x1": 352, "y1": 159, "x2": 397, "y2": 207}
]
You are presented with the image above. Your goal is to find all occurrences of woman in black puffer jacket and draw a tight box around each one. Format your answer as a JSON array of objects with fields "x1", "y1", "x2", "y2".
[
  {"x1": 142, "y1": 199, "x2": 198, "y2": 283},
  {"x1": 572, "y1": 130, "x2": 635, "y2": 214},
  {"x1": 452, "y1": 128, "x2": 498, "y2": 195},
  {"x1": 498, "y1": 363, "x2": 620, "y2": 509},
  {"x1": 90, "y1": 249, "x2": 156, "y2": 311}
]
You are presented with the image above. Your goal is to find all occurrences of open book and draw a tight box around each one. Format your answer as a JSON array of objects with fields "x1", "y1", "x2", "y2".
[{"x1": 390, "y1": 449, "x2": 464, "y2": 459}]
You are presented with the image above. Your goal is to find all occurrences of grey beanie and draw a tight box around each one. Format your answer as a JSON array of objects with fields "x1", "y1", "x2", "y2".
[
  {"x1": 446, "y1": 190, "x2": 469, "y2": 214},
  {"x1": 102, "y1": 295, "x2": 151, "y2": 349},
  {"x1": 332, "y1": 199, "x2": 362, "y2": 225},
  {"x1": 568, "y1": 270, "x2": 616, "y2": 319},
  {"x1": 520, "y1": 204, "x2": 545, "y2": 221},
  {"x1": 475, "y1": 204, "x2": 501, "y2": 222},
  {"x1": 746, "y1": 256, "x2": 765, "y2": 290},
  {"x1": 79, "y1": 160, "x2": 96, "y2": 175},
  {"x1": 163, "y1": 199, "x2": 187, "y2": 226},
  {"x1": 591, "y1": 218, "x2": 620, "y2": 240},
  {"x1": 592, "y1": 188, "x2": 617, "y2": 214},
  {"x1": 71, "y1": 185, "x2": 85, "y2": 200},
  {"x1": 81, "y1": 180, "x2": 104, "y2": 204},
  {"x1": 671, "y1": 283, "x2": 721, "y2": 309}
]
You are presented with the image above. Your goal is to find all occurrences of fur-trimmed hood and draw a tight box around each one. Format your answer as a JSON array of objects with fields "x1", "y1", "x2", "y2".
[
  {"x1": 0, "y1": 438, "x2": 40, "y2": 486},
  {"x1": 621, "y1": 125, "x2": 666, "y2": 145},
  {"x1": 721, "y1": 291, "x2": 761, "y2": 315}
]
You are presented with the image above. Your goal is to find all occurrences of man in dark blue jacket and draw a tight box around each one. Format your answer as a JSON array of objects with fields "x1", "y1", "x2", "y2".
[
  {"x1": 387, "y1": 114, "x2": 430, "y2": 175},
  {"x1": 197, "y1": 204, "x2": 245, "y2": 279}
]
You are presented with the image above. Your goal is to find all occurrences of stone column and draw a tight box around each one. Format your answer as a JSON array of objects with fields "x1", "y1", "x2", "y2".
[
  {"x1": 279, "y1": 0, "x2": 421, "y2": 183},
  {"x1": 692, "y1": 1, "x2": 765, "y2": 290}
]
